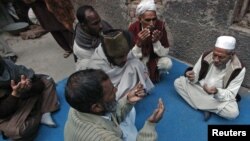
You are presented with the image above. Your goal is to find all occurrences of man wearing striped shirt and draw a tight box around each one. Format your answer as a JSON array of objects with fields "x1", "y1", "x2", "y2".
[{"x1": 64, "y1": 69, "x2": 165, "y2": 141}]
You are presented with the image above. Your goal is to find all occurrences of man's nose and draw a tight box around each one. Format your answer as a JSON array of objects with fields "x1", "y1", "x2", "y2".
[
  {"x1": 213, "y1": 56, "x2": 219, "y2": 62},
  {"x1": 149, "y1": 20, "x2": 154, "y2": 26}
]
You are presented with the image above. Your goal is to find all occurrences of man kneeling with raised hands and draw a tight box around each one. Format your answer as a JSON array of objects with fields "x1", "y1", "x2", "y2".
[
  {"x1": 0, "y1": 56, "x2": 59, "y2": 141},
  {"x1": 64, "y1": 69, "x2": 165, "y2": 141}
]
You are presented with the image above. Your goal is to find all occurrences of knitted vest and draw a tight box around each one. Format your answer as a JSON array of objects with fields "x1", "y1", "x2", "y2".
[{"x1": 198, "y1": 50, "x2": 244, "y2": 88}]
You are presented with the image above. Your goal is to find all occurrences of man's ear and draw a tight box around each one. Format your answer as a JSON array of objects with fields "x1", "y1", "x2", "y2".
[
  {"x1": 91, "y1": 103, "x2": 104, "y2": 113},
  {"x1": 229, "y1": 51, "x2": 235, "y2": 57}
]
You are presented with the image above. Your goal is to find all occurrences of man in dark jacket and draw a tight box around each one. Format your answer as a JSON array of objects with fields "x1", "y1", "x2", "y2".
[{"x1": 0, "y1": 56, "x2": 59, "y2": 140}]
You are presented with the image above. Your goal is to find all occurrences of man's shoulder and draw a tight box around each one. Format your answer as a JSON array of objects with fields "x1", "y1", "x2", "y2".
[
  {"x1": 128, "y1": 21, "x2": 140, "y2": 29},
  {"x1": 232, "y1": 54, "x2": 245, "y2": 69}
]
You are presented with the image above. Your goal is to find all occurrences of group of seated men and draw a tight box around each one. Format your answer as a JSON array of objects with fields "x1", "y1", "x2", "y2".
[{"x1": 0, "y1": 0, "x2": 246, "y2": 140}]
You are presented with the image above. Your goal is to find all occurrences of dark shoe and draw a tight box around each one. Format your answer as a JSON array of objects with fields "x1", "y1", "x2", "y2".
[{"x1": 204, "y1": 111, "x2": 212, "y2": 121}]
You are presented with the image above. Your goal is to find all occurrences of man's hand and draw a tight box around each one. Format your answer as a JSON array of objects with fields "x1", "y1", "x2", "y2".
[
  {"x1": 127, "y1": 82, "x2": 146, "y2": 104},
  {"x1": 151, "y1": 30, "x2": 162, "y2": 43},
  {"x1": 203, "y1": 84, "x2": 218, "y2": 95},
  {"x1": 148, "y1": 98, "x2": 165, "y2": 123},
  {"x1": 11, "y1": 75, "x2": 32, "y2": 97},
  {"x1": 136, "y1": 28, "x2": 150, "y2": 47},
  {"x1": 186, "y1": 70, "x2": 195, "y2": 81}
]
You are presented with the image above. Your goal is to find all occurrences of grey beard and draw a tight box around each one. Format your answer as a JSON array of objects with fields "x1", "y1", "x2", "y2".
[
  {"x1": 215, "y1": 63, "x2": 227, "y2": 70},
  {"x1": 103, "y1": 100, "x2": 118, "y2": 113}
]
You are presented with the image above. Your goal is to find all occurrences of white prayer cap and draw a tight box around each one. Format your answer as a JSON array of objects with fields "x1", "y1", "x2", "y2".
[
  {"x1": 136, "y1": 0, "x2": 156, "y2": 16},
  {"x1": 215, "y1": 36, "x2": 236, "y2": 50}
]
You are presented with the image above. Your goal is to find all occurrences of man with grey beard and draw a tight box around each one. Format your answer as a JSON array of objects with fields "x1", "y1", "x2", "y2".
[
  {"x1": 64, "y1": 69, "x2": 165, "y2": 141},
  {"x1": 174, "y1": 36, "x2": 246, "y2": 121}
]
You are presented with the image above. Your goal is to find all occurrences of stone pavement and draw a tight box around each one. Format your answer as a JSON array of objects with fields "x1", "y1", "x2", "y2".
[{"x1": 2, "y1": 32, "x2": 75, "y2": 82}]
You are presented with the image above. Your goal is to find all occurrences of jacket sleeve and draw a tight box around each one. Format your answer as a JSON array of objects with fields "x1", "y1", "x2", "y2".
[
  {"x1": 115, "y1": 96, "x2": 134, "y2": 123},
  {"x1": 131, "y1": 45, "x2": 143, "y2": 58},
  {"x1": 136, "y1": 121, "x2": 157, "y2": 141},
  {"x1": 153, "y1": 41, "x2": 169, "y2": 57},
  {"x1": 0, "y1": 94, "x2": 19, "y2": 118},
  {"x1": 19, "y1": 75, "x2": 45, "y2": 99},
  {"x1": 214, "y1": 67, "x2": 246, "y2": 101}
]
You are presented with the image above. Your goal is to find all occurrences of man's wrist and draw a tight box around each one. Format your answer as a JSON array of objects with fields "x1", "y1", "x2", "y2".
[
  {"x1": 126, "y1": 95, "x2": 136, "y2": 105},
  {"x1": 136, "y1": 40, "x2": 142, "y2": 47},
  {"x1": 11, "y1": 91, "x2": 20, "y2": 97}
]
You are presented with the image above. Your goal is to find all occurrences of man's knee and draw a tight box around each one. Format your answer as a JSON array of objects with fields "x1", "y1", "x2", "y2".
[
  {"x1": 174, "y1": 78, "x2": 181, "y2": 90},
  {"x1": 219, "y1": 106, "x2": 239, "y2": 119}
]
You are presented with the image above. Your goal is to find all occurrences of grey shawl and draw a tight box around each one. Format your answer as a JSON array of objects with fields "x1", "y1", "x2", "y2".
[{"x1": 74, "y1": 20, "x2": 113, "y2": 49}]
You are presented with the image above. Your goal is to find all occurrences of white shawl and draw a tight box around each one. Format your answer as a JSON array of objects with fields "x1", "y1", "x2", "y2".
[{"x1": 78, "y1": 44, "x2": 154, "y2": 100}]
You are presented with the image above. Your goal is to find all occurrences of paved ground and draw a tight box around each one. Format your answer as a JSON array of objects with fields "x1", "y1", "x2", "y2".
[
  {"x1": 3, "y1": 32, "x2": 250, "y2": 94},
  {"x1": 2, "y1": 32, "x2": 75, "y2": 82}
]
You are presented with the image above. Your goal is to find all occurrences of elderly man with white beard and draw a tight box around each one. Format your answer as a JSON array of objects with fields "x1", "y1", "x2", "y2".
[
  {"x1": 174, "y1": 36, "x2": 246, "y2": 121},
  {"x1": 128, "y1": 0, "x2": 172, "y2": 83}
]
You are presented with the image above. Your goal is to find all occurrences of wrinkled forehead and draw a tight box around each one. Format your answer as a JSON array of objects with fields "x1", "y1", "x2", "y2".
[
  {"x1": 213, "y1": 47, "x2": 230, "y2": 56},
  {"x1": 141, "y1": 10, "x2": 157, "y2": 18}
]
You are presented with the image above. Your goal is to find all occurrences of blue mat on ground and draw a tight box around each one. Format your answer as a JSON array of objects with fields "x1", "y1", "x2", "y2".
[{"x1": 1, "y1": 59, "x2": 250, "y2": 141}]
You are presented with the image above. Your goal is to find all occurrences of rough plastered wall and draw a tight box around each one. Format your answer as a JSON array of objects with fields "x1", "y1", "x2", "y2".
[
  {"x1": 72, "y1": 0, "x2": 250, "y2": 88},
  {"x1": 72, "y1": 0, "x2": 130, "y2": 29}
]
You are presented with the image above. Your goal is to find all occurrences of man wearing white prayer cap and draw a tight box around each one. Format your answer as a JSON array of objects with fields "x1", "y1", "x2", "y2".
[
  {"x1": 174, "y1": 35, "x2": 246, "y2": 121},
  {"x1": 129, "y1": 0, "x2": 172, "y2": 83}
]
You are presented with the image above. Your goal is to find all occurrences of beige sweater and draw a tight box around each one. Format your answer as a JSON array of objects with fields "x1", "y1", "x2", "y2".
[{"x1": 64, "y1": 97, "x2": 157, "y2": 141}]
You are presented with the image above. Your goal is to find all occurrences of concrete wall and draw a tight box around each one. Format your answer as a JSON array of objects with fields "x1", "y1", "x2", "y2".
[{"x1": 73, "y1": 0, "x2": 250, "y2": 88}]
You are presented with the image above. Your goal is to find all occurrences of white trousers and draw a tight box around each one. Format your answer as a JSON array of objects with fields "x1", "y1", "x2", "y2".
[{"x1": 120, "y1": 107, "x2": 138, "y2": 141}]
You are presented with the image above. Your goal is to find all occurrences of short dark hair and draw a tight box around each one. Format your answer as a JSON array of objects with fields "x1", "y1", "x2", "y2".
[
  {"x1": 0, "y1": 56, "x2": 4, "y2": 75},
  {"x1": 65, "y1": 69, "x2": 109, "y2": 113},
  {"x1": 76, "y1": 5, "x2": 95, "y2": 24}
]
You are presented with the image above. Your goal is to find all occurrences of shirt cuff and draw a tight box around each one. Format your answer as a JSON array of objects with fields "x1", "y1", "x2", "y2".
[
  {"x1": 132, "y1": 45, "x2": 143, "y2": 58},
  {"x1": 153, "y1": 41, "x2": 169, "y2": 56}
]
